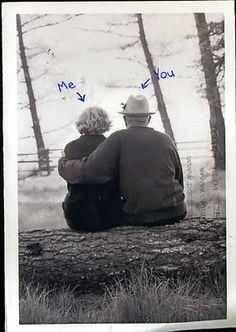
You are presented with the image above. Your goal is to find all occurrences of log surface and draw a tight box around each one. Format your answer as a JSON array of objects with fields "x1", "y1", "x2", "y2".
[{"x1": 19, "y1": 218, "x2": 226, "y2": 293}]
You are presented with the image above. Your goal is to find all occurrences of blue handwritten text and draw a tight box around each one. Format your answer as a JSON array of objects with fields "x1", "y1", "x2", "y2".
[
  {"x1": 141, "y1": 67, "x2": 175, "y2": 89},
  {"x1": 57, "y1": 81, "x2": 86, "y2": 102},
  {"x1": 153, "y1": 67, "x2": 175, "y2": 80},
  {"x1": 57, "y1": 81, "x2": 76, "y2": 92}
]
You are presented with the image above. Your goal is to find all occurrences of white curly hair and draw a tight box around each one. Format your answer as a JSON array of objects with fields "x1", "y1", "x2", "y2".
[{"x1": 76, "y1": 106, "x2": 112, "y2": 135}]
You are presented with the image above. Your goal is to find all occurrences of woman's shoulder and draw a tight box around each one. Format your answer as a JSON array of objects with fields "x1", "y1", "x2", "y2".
[
  {"x1": 64, "y1": 137, "x2": 82, "y2": 152},
  {"x1": 64, "y1": 135, "x2": 106, "y2": 159}
]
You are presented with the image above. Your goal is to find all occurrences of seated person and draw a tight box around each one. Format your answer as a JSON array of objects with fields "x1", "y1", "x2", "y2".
[{"x1": 61, "y1": 106, "x2": 123, "y2": 232}]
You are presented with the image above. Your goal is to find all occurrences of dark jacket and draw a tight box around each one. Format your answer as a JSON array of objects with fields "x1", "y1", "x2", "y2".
[
  {"x1": 59, "y1": 127, "x2": 186, "y2": 225},
  {"x1": 62, "y1": 134, "x2": 122, "y2": 232}
]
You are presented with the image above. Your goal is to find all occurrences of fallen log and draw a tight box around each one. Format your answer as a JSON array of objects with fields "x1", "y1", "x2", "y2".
[{"x1": 19, "y1": 218, "x2": 226, "y2": 293}]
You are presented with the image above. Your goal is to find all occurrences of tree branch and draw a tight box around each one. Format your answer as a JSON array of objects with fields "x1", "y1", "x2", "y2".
[
  {"x1": 120, "y1": 39, "x2": 139, "y2": 50},
  {"x1": 42, "y1": 120, "x2": 76, "y2": 134},
  {"x1": 23, "y1": 14, "x2": 84, "y2": 34},
  {"x1": 115, "y1": 56, "x2": 146, "y2": 67},
  {"x1": 184, "y1": 33, "x2": 197, "y2": 40},
  {"x1": 217, "y1": 71, "x2": 225, "y2": 85},
  {"x1": 32, "y1": 68, "x2": 51, "y2": 81},
  {"x1": 107, "y1": 19, "x2": 138, "y2": 26},
  {"x1": 21, "y1": 14, "x2": 49, "y2": 27},
  {"x1": 19, "y1": 105, "x2": 29, "y2": 110},
  {"x1": 105, "y1": 82, "x2": 139, "y2": 88},
  {"x1": 75, "y1": 26, "x2": 137, "y2": 38},
  {"x1": 18, "y1": 102, "x2": 29, "y2": 110},
  {"x1": 18, "y1": 118, "x2": 77, "y2": 139},
  {"x1": 27, "y1": 50, "x2": 48, "y2": 60}
]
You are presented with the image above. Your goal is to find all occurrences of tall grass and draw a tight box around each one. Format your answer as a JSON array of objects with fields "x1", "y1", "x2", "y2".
[{"x1": 19, "y1": 269, "x2": 226, "y2": 324}]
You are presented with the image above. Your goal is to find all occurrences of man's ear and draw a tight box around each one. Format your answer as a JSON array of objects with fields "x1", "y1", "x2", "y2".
[
  {"x1": 123, "y1": 116, "x2": 127, "y2": 127},
  {"x1": 147, "y1": 116, "x2": 151, "y2": 124}
]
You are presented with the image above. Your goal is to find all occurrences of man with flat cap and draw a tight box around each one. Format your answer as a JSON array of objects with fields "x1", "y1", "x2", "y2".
[{"x1": 58, "y1": 95, "x2": 187, "y2": 226}]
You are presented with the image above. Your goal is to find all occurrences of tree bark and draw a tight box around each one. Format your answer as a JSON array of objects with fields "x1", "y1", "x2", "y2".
[
  {"x1": 19, "y1": 218, "x2": 225, "y2": 293},
  {"x1": 194, "y1": 13, "x2": 225, "y2": 170},
  {"x1": 16, "y1": 14, "x2": 49, "y2": 173},
  {"x1": 136, "y1": 14, "x2": 176, "y2": 144}
]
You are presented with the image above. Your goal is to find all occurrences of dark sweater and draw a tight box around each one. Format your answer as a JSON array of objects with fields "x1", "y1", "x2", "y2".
[
  {"x1": 59, "y1": 127, "x2": 186, "y2": 223},
  {"x1": 64, "y1": 134, "x2": 106, "y2": 196},
  {"x1": 65, "y1": 134, "x2": 105, "y2": 159},
  {"x1": 62, "y1": 134, "x2": 122, "y2": 231}
]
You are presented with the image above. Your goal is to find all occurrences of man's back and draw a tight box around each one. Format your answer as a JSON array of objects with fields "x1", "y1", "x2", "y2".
[{"x1": 112, "y1": 127, "x2": 185, "y2": 222}]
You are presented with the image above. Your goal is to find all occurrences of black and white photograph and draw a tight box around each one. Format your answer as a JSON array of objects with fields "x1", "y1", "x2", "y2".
[{"x1": 3, "y1": 1, "x2": 236, "y2": 331}]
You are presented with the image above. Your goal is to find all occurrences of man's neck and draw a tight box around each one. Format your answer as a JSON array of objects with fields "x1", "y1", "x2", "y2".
[
  {"x1": 84, "y1": 132, "x2": 103, "y2": 135},
  {"x1": 126, "y1": 124, "x2": 149, "y2": 128}
]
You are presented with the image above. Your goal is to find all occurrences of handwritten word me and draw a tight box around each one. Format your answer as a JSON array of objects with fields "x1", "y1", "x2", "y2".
[
  {"x1": 141, "y1": 67, "x2": 175, "y2": 89},
  {"x1": 57, "y1": 81, "x2": 86, "y2": 102}
]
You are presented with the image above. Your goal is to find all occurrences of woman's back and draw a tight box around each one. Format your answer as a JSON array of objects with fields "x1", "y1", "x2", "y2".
[
  {"x1": 65, "y1": 134, "x2": 105, "y2": 196},
  {"x1": 63, "y1": 134, "x2": 122, "y2": 231}
]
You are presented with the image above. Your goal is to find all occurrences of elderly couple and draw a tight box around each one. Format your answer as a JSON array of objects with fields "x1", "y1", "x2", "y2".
[{"x1": 58, "y1": 95, "x2": 187, "y2": 232}]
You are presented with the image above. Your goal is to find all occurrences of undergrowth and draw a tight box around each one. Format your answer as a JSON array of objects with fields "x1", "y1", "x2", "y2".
[{"x1": 19, "y1": 268, "x2": 226, "y2": 324}]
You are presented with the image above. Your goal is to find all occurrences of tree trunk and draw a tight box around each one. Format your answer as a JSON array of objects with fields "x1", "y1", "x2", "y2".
[
  {"x1": 194, "y1": 13, "x2": 225, "y2": 170},
  {"x1": 16, "y1": 14, "x2": 49, "y2": 173},
  {"x1": 19, "y1": 218, "x2": 225, "y2": 293},
  {"x1": 136, "y1": 14, "x2": 176, "y2": 144}
]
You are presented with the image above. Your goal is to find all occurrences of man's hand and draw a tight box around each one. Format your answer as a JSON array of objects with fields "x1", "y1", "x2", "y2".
[
  {"x1": 58, "y1": 133, "x2": 119, "y2": 185},
  {"x1": 58, "y1": 157, "x2": 84, "y2": 184}
]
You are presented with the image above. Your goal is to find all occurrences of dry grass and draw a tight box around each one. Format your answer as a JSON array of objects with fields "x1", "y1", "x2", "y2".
[
  {"x1": 19, "y1": 269, "x2": 226, "y2": 324},
  {"x1": 18, "y1": 172, "x2": 66, "y2": 231}
]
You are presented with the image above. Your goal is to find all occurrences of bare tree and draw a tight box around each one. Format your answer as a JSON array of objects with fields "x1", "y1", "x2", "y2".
[
  {"x1": 208, "y1": 20, "x2": 224, "y2": 95},
  {"x1": 194, "y1": 13, "x2": 225, "y2": 170},
  {"x1": 185, "y1": 19, "x2": 224, "y2": 102},
  {"x1": 76, "y1": 15, "x2": 176, "y2": 144},
  {"x1": 17, "y1": 14, "x2": 84, "y2": 174},
  {"x1": 16, "y1": 14, "x2": 49, "y2": 174},
  {"x1": 136, "y1": 14, "x2": 175, "y2": 143}
]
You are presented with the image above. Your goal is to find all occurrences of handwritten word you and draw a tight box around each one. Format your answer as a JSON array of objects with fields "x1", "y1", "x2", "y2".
[
  {"x1": 57, "y1": 81, "x2": 86, "y2": 102},
  {"x1": 141, "y1": 67, "x2": 175, "y2": 89}
]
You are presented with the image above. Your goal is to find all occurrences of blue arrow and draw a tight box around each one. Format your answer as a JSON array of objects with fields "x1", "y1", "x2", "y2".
[
  {"x1": 141, "y1": 78, "x2": 150, "y2": 89},
  {"x1": 76, "y1": 92, "x2": 86, "y2": 102}
]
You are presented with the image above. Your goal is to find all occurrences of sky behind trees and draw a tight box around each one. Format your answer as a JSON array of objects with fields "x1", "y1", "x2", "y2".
[{"x1": 17, "y1": 13, "x2": 224, "y2": 154}]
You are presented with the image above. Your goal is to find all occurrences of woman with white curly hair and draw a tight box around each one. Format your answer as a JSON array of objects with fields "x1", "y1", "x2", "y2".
[{"x1": 62, "y1": 106, "x2": 122, "y2": 232}]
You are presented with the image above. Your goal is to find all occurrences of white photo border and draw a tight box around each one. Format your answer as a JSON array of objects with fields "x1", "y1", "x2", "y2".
[{"x1": 3, "y1": 1, "x2": 235, "y2": 331}]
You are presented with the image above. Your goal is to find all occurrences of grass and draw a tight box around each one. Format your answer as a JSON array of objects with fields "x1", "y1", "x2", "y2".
[
  {"x1": 19, "y1": 268, "x2": 226, "y2": 324},
  {"x1": 18, "y1": 172, "x2": 66, "y2": 231},
  {"x1": 18, "y1": 200, "x2": 65, "y2": 231}
]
